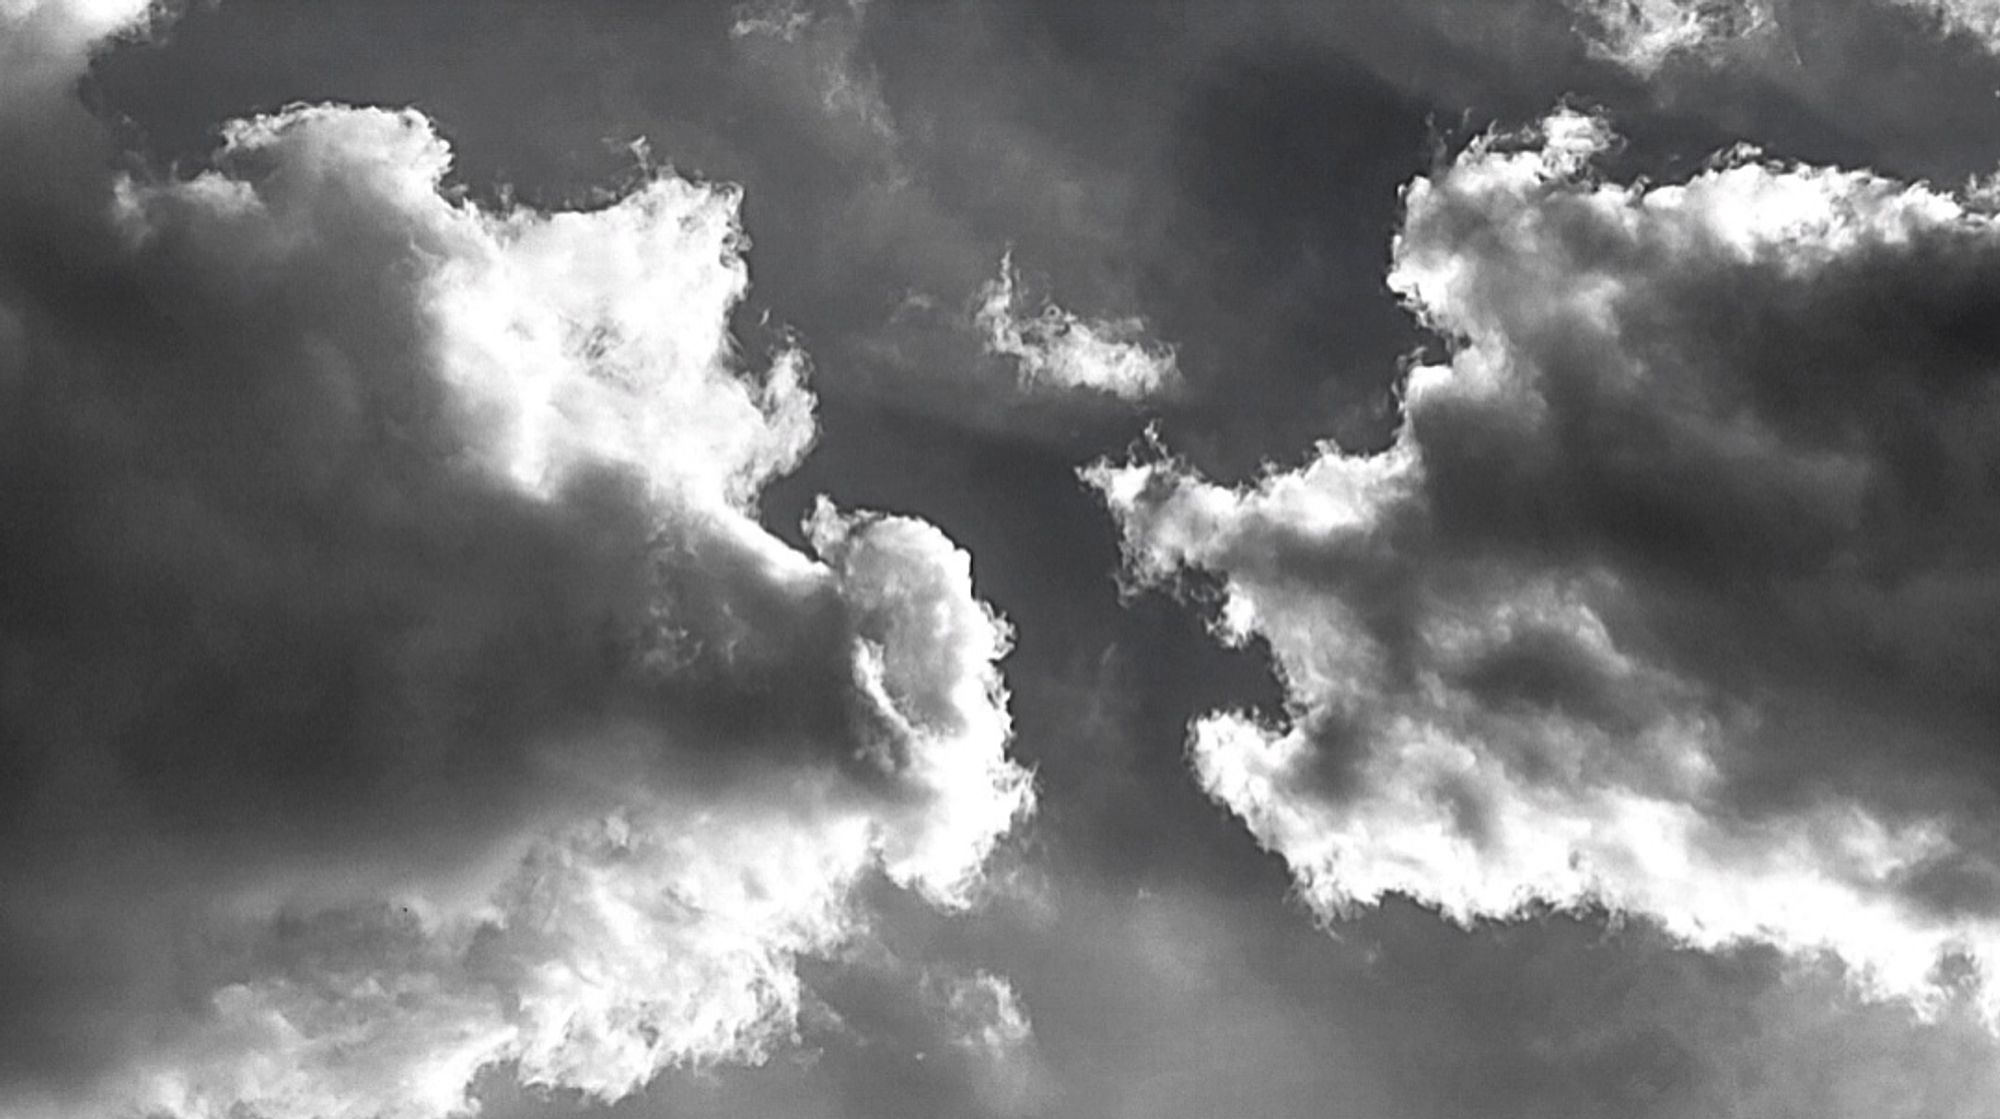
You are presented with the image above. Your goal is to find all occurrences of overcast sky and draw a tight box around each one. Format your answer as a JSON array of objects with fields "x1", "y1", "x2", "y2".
[{"x1": 11, "y1": 1, "x2": 2000, "y2": 1117}]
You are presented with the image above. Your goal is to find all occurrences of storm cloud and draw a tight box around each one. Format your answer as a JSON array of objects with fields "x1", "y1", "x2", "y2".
[
  {"x1": 0, "y1": 4, "x2": 1029, "y2": 1116},
  {"x1": 1092, "y1": 107, "x2": 2000, "y2": 1020},
  {"x1": 17, "y1": 0, "x2": 2000, "y2": 1116}
]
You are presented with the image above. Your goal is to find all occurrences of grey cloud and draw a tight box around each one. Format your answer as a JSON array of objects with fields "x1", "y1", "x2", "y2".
[
  {"x1": 1091, "y1": 109, "x2": 2000, "y2": 1020},
  {"x1": 40, "y1": 3, "x2": 2000, "y2": 1118},
  {"x1": 1562, "y1": 0, "x2": 1783, "y2": 72},
  {"x1": 815, "y1": 869, "x2": 2000, "y2": 1119},
  {"x1": 1567, "y1": 0, "x2": 2000, "y2": 71},
  {"x1": 78, "y1": 0, "x2": 2000, "y2": 484},
  {"x1": 0, "y1": 7, "x2": 1030, "y2": 1117}
]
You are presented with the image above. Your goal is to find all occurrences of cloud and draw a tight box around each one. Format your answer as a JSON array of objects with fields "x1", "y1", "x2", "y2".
[
  {"x1": 975, "y1": 252, "x2": 1180, "y2": 403},
  {"x1": 731, "y1": 0, "x2": 818, "y2": 42},
  {"x1": 0, "y1": 0, "x2": 153, "y2": 59},
  {"x1": 0, "y1": 6, "x2": 1029, "y2": 1118},
  {"x1": 927, "y1": 969, "x2": 1031, "y2": 1058},
  {"x1": 1883, "y1": 0, "x2": 2000, "y2": 45},
  {"x1": 1564, "y1": 0, "x2": 1779, "y2": 72},
  {"x1": 1089, "y1": 107, "x2": 2000, "y2": 1023},
  {"x1": 924, "y1": 970, "x2": 1044, "y2": 1116},
  {"x1": 812, "y1": 954, "x2": 1044, "y2": 1117},
  {"x1": 731, "y1": 0, "x2": 899, "y2": 153},
  {"x1": 1567, "y1": 0, "x2": 2000, "y2": 68}
]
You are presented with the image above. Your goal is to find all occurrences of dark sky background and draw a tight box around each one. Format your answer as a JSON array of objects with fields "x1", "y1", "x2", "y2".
[{"x1": 12, "y1": 1, "x2": 2000, "y2": 1117}]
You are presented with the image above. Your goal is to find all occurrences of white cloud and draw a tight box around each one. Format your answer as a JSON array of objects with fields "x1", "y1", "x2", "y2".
[
  {"x1": 1090, "y1": 108, "x2": 2000, "y2": 1025},
  {"x1": 731, "y1": 0, "x2": 816, "y2": 42},
  {"x1": 975, "y1": 252, "x2": 1180, "y2": 402},
  {"x1": 0, "y1": 0, "x2": 152, "y2": 58},
  {"x1": 1901, "y1": 0, "x2": 2000, "y2": 43},
  {"x1": 1567, "y1": 0, "x2": 2000, "y2": 67},
  {"x1": 1565, "y1": 0, "x2": 1778, "y2": 72},
  {"x1": 0, "y1": 7, "x2": 1030, "y2": 1118}
]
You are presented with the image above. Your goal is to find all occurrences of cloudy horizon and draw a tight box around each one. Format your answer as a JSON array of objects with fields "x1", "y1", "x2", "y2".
[{"x1": 8, "y1": 1, "x2": 2000, "y2": 1116}]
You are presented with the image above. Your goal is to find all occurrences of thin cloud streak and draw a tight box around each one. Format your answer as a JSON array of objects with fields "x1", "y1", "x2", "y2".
[{"x1": 975, "y1": 252, "x2": 1180, "y2": 403}]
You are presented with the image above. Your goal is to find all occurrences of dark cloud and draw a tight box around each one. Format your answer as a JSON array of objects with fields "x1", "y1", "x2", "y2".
[
  {"x1": 544, "y1": 874, "x2": 2000, "y2": 1119},
  {"x1": 72, "y1": 0, "x2": 2000, "y2": 483},
  {"x1": 0, "y1": 6, "x2": 1029, "y2": 1116},
  {"x1": 20, "y1": 1, "x2": 2000, "y2": 1116},
  {"x1": 1093, "y1": 108, "x2": 2000, "y2": 1022}
]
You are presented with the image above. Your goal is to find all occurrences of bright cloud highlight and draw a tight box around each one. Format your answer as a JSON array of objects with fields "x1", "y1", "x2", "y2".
[
  {"x1": 1091, "y1": 108, "x2": 2000, "y2": 1024},
  {"x1": 0, "y1": 7, "x2": 1031, "y2": 1118}
]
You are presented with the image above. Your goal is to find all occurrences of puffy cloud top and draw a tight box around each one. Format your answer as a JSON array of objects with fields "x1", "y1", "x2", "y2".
[
  {"x1": 0, "y1": 6, "x2": 1030, "y2": 1118},
  {"x1": 1090, "y1": 108, "x2": 2000, "y2": 1023}
]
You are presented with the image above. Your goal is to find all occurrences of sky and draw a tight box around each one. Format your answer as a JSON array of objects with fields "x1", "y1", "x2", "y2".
[{"x1": 9, "y1": 1, "x2": 2000, "y2": 1116}]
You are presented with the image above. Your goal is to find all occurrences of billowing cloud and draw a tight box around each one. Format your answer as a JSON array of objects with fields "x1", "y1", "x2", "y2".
[
  {"x1": 975, "y1": 252, "x2": 1180, "y2": 403},
  {"x1": 1089, "y1": 108, "x2": 2000, "y2": 1022},
  {"x1": 0, "y1": 5, "x2": 1030, "y2": 1118}
]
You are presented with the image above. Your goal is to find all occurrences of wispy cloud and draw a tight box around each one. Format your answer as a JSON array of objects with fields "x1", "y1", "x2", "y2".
[
  {"x1": 975, "y1": 252, "x2": 1179, "y2": 403},
  {"x1": 1568, "y1": 0, "x2": 2000, "y2": 68},
  {"x1": 1565, "y1": 0, "x2": 1779, "y2": 71}
]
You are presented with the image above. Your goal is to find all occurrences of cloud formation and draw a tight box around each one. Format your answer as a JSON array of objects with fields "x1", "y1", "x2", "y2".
[
  {"x1": 0, "y1": 5, "x2": 1030, "y2": 1118},
  {"x1": 975, "y1": 253, "x2": 1180, "y2": 403},
  {"x1": 731, "y1": 0, "x2": 899, "y2": 151},
  {"x1": 1567, "y1": 0, "x2": 2000, "y2": 68},
  {"x1": 1565, "y1": 0, "x2": 1778, "y2": 72},
  {"x1": 1090, "y1": 108, "x2": 2000, "y2": 1022}
]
